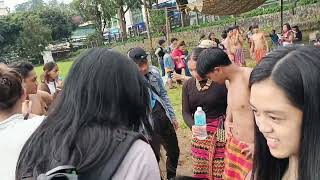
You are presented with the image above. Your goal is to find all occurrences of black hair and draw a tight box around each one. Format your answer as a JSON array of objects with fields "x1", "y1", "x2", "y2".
[
  {"x1": 196, "y1": 48, "x2": 232, "y2": 78},
  {"x1": 272, "y1": 29, "x2": 276, "y2": 33},
  {"x1": 221, "y1": 30, "x2": 227, "y2": 39},
  {"x1": 9, "y1": 61, "x2": 34, "y2": 79},
  {"x1": 283, "y1": 23, "x2": 291, "y2": 30},
  {"x1": 158, "y1": 39, "x2": 166, "y2": 46},
  {"x1": 208, "y1": 32, "x2": 215, "y2": 41},
  {"x1": 250, "y1": 46, "x2": 320, "y2": 180},
  {"x1": 0, "y1": 64, "x2": 23, "y2": 110},
  {"x1": 170, "y1": 37, "x2": 178, "y2": 43},
  {"x1": 16, "y1": 48, "x2": 152, "y2": 179},
  {"x1": 227, "y1": 27, "x2": 234, "y2": 33},
  {"x1": 292, "y1": 25, "x2": 300, "y2": 32},
  {"x1": 190, "y1": 47, "x2": 206, "y2": 62},
  {"x1": 249, "y1": 25, "x2": 253, "y2": 31},
  {"x1": 253, "y1": 24, "x2": 259, "y2": 29},
  {"x1": 199, "y1": 34, "x2": 206, "y2": 40}
]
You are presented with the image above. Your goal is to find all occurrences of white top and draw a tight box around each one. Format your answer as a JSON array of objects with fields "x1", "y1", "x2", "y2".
[
  {"x1": 113, "y1": 140, "x2": 161, "y2": 180},
  {"x1": 0, "y1": 114, "x2": 44, "y2": 180},
  {"x1": 47, "y1": 81, "x2": 56, "y2": 95}
]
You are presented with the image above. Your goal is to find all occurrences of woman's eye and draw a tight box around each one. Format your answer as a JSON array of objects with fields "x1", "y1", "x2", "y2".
[{"x1": 270, "y1": 116, "x2": 280, "y2": 122}]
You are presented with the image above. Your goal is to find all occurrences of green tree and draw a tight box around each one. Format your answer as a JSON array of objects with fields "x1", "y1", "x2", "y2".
[
  {"x1": 149, "y1": 9, "x2": 165, "y2": 35},
  {"x1": 72, "y1": 0, "x2": 114, "y2": 39},
  {"x1": 17, "y1": 15, "x2": 52, "y2": 63},
  {"x1": 72, "y1": 0, "x2": 142, "y2": 40},
  {"x1": 116, "y1": 0, "x2": 142, "y2": 40},
  {"x1": 37, "y1": 7, "x2": 76, "y2": 41}
]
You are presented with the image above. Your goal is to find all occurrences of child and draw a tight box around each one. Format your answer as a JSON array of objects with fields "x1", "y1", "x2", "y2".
[
  {"x1": 269, "y1": 29, "x2": 280, "y2": 50},
  {"x1": 163, "y1": 47, "x2": 175, "y2": 88}
]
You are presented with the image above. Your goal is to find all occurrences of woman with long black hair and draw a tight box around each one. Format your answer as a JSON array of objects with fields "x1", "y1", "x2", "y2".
[
  {"x1": 16, "y1": 48, "x2": 160, "y2": 180},
  {"x1": 249, "y1": 46, "x2": 320, "y2": 180}
]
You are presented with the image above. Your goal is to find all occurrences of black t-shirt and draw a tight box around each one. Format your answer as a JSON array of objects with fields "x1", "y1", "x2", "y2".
[
  {"x1": 157, "y1": 47, "x2": 165, "y2": 58},
  {"x1": 295, "y1": 31, "x2": 302, "y2": 42}
]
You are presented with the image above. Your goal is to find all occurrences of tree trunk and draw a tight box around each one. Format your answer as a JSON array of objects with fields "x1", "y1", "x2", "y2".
[
  {"x1": 94, "y1": 3, "x2": 103, "y2": 38},
  {"x1": 119, "y1": 7, "x2": 127, "y2": 40}
]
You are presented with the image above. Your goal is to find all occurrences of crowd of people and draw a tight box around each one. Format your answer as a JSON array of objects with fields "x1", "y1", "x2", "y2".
[{"x1": 0, "y1": 22, "x2": 320, "y2": 180}]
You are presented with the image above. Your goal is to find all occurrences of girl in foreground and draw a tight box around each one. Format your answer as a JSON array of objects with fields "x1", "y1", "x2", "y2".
[
  {"x1": 249, "y1": 46, "x2": 320, "y2": 180},
  {"x1": 16, "y1": 48, "x2": 160, "y2": 180}
]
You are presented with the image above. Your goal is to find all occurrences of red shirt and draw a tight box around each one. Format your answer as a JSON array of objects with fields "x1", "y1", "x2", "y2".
[{"x1": 171, "y1": 48, "x2": 185, "y2": 70}]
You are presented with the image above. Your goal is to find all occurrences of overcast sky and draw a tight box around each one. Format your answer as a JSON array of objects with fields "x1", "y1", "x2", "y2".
[{"x1": 5, "y1": 0, "x2": 72, "y2": 11}]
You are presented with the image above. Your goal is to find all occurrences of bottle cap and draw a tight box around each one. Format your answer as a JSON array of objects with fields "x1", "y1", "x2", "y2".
[{"x1": 197, "y1": 107, "x2": 202, "y2": 111}]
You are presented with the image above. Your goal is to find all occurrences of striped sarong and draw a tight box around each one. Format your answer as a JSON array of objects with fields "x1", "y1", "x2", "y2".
[
  {"x1": 192, "y1": 116, "x2": 226, "y2": 180},
  {"x1": 254, "y1": 49, "x2": 267, "y2": 64},
  {"x1": 234, "y1": 49, "x2": 246, "y2": 67},
  {"x1": 224, "y1": 137, "x2": 253, "y2": 180}
]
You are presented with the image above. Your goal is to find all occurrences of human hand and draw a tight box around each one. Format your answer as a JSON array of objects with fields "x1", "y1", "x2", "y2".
[
  {"x1": 241, "y1": 142, "x2": 254, "y2": 160},
  {"x1": 172, "y1": 72, "x2": 183, "y2": 81},
  {"x1": 192, "y1": 125, "x2": 201, "y2": 137},
  {"x1": 56, "y1": 80, "x2": 63, "y2": 89}
]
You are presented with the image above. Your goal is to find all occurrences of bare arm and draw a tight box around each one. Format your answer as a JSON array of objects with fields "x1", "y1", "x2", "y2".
[
  {"x1": 182, "y1": 80, "x2": 194, "y2": 129},
  {"x1": 263, "y1": 34, "x2": 269, "y2": 52},
  {"x1": 155, "y1": 48, "x2": 161, "y2": 59},
  {"x1": 250, "y1": 37, "x2": 255, "y2": 55}
]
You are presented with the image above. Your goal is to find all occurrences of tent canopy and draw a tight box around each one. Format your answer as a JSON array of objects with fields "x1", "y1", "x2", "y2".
[{"x1": 186, "y1": 0, "x2": 267, "y2": 15}]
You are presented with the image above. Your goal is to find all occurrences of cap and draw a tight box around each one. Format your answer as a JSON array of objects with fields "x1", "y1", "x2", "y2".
[
  {"x1": 197, "y1": 107, "x2": 203, "y2": 112},
  {"x1": 198, "y1": 40, "x2": 217, "y2": 48},
  {"x1": 128, "y1": 47, "x2": 148, "y2": 60}
]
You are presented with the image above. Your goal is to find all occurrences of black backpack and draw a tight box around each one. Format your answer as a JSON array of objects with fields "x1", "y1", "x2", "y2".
[{"x1": 34, "y1": 130, "x2": 146, "y2": 180}]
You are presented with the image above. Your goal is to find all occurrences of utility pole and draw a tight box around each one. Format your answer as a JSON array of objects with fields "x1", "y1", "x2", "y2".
[
  {"x1": 165, "y1": 7, "x2": 170, "y2": 46},
  {"x1": 143, "y1": 0, "x2": 153, "y2": 50}
]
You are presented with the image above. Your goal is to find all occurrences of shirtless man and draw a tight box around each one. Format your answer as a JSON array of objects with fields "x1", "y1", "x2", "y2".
[
  {"x1": 224, "y1": 27, "x2": 236, "y2": 64},
  {"x1": 196, "y1": 48, "x2": 254, "y2": 180},
  {"x1": 10, "y1": 62, "x2": 53, "y2": 116},
  {"x1": 250, "y1": 25, "x2": 269, "y2": 64},
  {"x1": 231, "y1": 26, "x2": 246, "y2": 66}
]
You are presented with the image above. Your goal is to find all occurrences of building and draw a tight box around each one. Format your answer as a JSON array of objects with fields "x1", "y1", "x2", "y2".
[
  {"x1": 0, "y1": 0, "x2": 9, "y2": 16},
  {"x1": 108, "y1": 6, "x2": 147, "y2": 37}
]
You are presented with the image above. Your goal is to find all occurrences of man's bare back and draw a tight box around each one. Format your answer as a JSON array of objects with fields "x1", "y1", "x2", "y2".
[{"x1": 226, "y1": 67, "x2": 254, "y2": 143}]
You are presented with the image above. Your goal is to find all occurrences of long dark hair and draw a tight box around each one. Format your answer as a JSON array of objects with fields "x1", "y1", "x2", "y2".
[
  {"x1": 208, "y1": 32, "x2": 215, "y2": 41},
  {"x1": 41, "y1": 62, "x2": 58, "y2": 83},
  {"x1": 283, "y1": 23, "x2": 291, "y2": 31},
  {"x1": 16, "y1": 48, "x2": 152, "y2": 179},
  {"x1": 249, "y1": 46, "x2": 320, "y2": 180}
]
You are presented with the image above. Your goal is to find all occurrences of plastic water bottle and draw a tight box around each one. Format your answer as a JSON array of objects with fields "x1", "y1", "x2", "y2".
[{"x1": 194, "y1": 107, "x2": 207, "y2": 140}]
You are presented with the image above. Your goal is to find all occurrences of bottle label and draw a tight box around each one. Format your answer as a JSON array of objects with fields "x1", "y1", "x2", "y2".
[{"x1": 194, "y1": 114, "x2": 206, "y2": 126}]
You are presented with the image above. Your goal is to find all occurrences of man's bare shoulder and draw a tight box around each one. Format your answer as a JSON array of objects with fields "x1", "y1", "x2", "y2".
[{"x1": 239, "y1": 67, "x2": 253, "y2": 82}]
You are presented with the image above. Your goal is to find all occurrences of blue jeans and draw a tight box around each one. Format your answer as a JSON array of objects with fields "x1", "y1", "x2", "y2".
[{"x1": 159, "y1": 58, "x2": 165, "y2": 77}]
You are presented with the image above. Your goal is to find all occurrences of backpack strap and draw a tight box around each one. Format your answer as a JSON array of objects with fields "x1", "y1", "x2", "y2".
[{"x1": 97, "y1": 130, "x2": 146, "y2": 180}]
